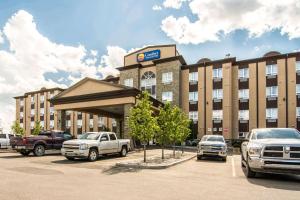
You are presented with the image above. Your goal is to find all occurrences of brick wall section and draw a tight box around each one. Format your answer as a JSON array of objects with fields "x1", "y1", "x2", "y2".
[
  {"x1": 119, "y1": 68, "x2": 139, "y2": 89},
  {"x1": 156, "y1": 60, "x2": 181, "y2": 106}
]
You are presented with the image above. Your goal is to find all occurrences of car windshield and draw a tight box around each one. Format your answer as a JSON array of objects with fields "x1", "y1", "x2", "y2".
[
  {"x1": 256, "y1": 129, "x2": 300, "y2": 139},
  {"x1": 79, "y1": 133, "x2": 100, "y2": 140},
  {"x1": 202, "y1": 136, "x2": 224, "y2": 142}
]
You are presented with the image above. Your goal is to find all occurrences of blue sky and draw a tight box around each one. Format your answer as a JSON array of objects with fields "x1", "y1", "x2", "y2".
[
  {"x1": 0, "y1": 0, "x2": 299, "y2": 130},
  {"x1": 1, "y1": 0, "x2": 299, "y2": 64}
]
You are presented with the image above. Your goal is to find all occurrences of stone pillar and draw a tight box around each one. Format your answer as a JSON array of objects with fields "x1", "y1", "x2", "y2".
[
  {"x1": 116, "y1": 118, "x2": 121, "y2": 139},
  {"x1": 123, "y1": 104, "x2": 133, "y2": 139},
  {"x1": 57, "y1": 110, "x2": 66, "y2": 131}
]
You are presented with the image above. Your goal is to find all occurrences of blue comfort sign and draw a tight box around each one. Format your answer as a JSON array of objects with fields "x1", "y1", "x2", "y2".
[{"x1": 137, "y1": 49, "x2": 161, "y2": 62}]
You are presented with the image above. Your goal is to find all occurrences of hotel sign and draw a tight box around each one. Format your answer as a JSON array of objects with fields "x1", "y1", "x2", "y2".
[{"x1": 137, "y1": 49, "x2": 161, "y2": 62}]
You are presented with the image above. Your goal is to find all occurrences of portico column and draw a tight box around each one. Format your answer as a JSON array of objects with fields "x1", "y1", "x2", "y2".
[
  {"x1": 123, "y1": 104, "x2": 133, "y2": 139},
  {"x1": 57, "y1": 110, "x2": 66, "y2": 131}
]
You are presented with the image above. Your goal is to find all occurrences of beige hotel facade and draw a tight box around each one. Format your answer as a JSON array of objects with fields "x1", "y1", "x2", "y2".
[{"x1": 14, "y1": 44, "x2": 300, "y2": 141}]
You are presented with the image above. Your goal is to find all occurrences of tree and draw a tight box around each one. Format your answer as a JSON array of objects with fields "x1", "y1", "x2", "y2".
[
  {"x1": 32, "y1": 121, "x2": 42, "y2": 135},
  {"x1": 157, "y1": 102, "x2": 173, "y2": 159},
  {"x1": 169, "y1": 106, "x2": 191, "y2": 157},
  {"x1": 11, "y1": 121, "x2": 25, "y2": 136},
  {"x1": 129, "y1": 91, "x2": 158, "y2": 162}
]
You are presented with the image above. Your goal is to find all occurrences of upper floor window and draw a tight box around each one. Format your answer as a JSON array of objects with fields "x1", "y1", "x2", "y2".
[
  {"x1": 30, "y1": 109, "x2": 35, "y2": 116},
  {"x1": 239, "y1": 68, "x2": 249, "y2": 79},
  {"x1": 30, "y1": 96, "x2": 34, "y2": 104},
  {"x1": 213, "y1": 68, "x2": 222, "y2": 79},
  {"x1": 266, "y1": 64, "x2": 277, "y2": 76},
  {"x1": 189, "y1": 111, "x2": 198, "y2": 122},
  {"x1": 213, "y1": 89, "x2": 223, "y2": 100},
  {"x1": 162, "y1": 91, "x2": 173, "y2": 102},
  {"x1": 212, "y1": 110, "x2": 223, "y2": 120},
  {"x1": 20, "y1": 123, "x2": 24, "y2": 128},
  {"x1": 296, "y1": 61, "x2": 300, "y2": 72},
  {"x1": 30, "y1": 121, "x2": 34, "y2": 129},
  {"x1": 20, "y1": 99, "x2": 24, "y2": 106},
  {"x1": 40, "y1": 121, "x2": 44, "y2": 128},
  {"x1": 141, "y1": 71, "x2": 156, "y2": 97},
  {"x1": 266, "y1": 108, "x2": 278, "y2": 119},
  {"x1": 124, "y1": 78, "x2": 133, "y2": 87},
  {"x1": 66, "y1": 120, "x2": 71, "y2": 128},
  {"x1": 40, "y1": 108, "x2": 44, "y2": 116},
  {"x1": 77, "y1": 119, "x2": 82, "y2": 127},
  {"x1": 40, "y1": 95, "x2": 44, "y2": 102},
  {"x1": 50, "y1": 107, "x2": 54, "y2": 115},
  {"x1": 266, "y1": 86, "x2": 278, "y2": 97},
  {"x1": 239, "y1": 89, "x2": 249, "y2": 99},
  {"x1": 50, "y1": 120, "x2": 54, "y2": 128},
  {"x1": 297, "y1": 84, "x2": 300, "y2": 95},
  {"x1": 189, "y1": 72, "x2": 198, "y2": 83},
  {"x1": 20, "y1": 112, "x2": 24, "y2": 118},
  {"x1": 239, "y1": 110, "x2": 249, "y2": 120},
  {"x1": 189, "y1": 92, "x2": 198, "y2": 102},
  {"x1": 297, "y1": 107, "x2": 300, "y2": 118},
  {"x1": 162, "y1": 72, "x2": 173, "y2": 84}
]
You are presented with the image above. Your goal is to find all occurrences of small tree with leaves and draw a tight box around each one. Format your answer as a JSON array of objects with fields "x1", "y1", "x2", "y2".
[
  {"x1": 129, "y1": 91, "x2": 158, "y2": 162},
  {"x1": 11, "y1": 121, "x2": 25, "y2": 136},
  {"x1": 32, "y1": 121, "x2": 42, "y2": 135},
  {"x1": 157, "y1": 102, "x2": 174, "y2": 159},
  {"x1": 177, "y1": 112, "x2": 191, "y2": 154}
]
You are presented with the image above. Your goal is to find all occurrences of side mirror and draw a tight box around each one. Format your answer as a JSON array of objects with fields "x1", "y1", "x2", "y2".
[{"x1": 100, "y1": 137, "x2": 107, "y2": 142}]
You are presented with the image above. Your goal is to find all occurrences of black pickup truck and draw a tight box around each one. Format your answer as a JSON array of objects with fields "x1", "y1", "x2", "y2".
[{"x1": 11, "y1": 130, "x2": 73, "y2": 156}]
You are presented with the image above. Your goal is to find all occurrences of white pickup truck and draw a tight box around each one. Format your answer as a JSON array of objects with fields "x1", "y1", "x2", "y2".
[
  {"x1": 61, "y1": 132, "x2": 131, "y2": 161},
  {"x1": 0, "y1": 133, "x2": 14, "y2": 149}
]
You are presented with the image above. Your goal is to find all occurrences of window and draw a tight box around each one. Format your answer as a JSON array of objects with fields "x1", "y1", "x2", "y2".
[
  {"x1": 212, "y1": 110, "x2": 223, "y2": 120},
  {"x1": 162, "y1": 91, "x2": 173, "y2": 102},
  {"x1": 20, "y1": 112, "x2": 24, "y2": 118},
  {"x1": 30, "y1": 96, "x2": 35, "y2": 104},
  {"x1": 141, "y1": 71, "x2": 156, "y2": 97},
  {"x1": 266, "y1": 86, "x2": 278, "y2": 97},
  {"x1": 50, "y1": 120, "x2": 54, "y2": 128},
  {"x1": 189, "y1": 72, "x2": 198, "y2": 83},
  {"x1": 239, "y1": 89, "x2": 249, "y2": 99},
  {"x1": 213, "y1": 68, "x2": 222, "y2": 79},
  {"x1": 266, "y1": 64, "x2": 277, "y2": 76},
  {"x1": 30, "y1": 109, "x2": 35, "y2": 116},
  {"x1": 239, "y1": 68, "x2": 249, "y2": 79},
  {"x1": 66, "y1": 120, "x2": 71, "y2": 128},
  {"x1": 77, "y1": 119, "x2": 82, "y2": 127},
  {"x1": 98, "y1": 117, "x2": 104, "y2": 127},
  {"x1": 296, "y1": 61, "x2": 300, "y2": 72},
  {"x1": 40, "y1": 95, "x2": 44, "y2": 102},
  {"x1": 297, "y1": 84, "x2": 300, "y2": 95},
  {"x1": 40, "y1": 121, "x2": 44, "y2": 128},
  {"x1": 89, "y1": 119, "x2": 93, "y2": 127},
  {"x1": 30, "y1": 121, "x2": 34, "y2": 129},
  {"x1": 162, "y1": 72, "x2": 173, "y2": 84},
  {"x1": 109, "y1": 133, "x2": 117, "y2": 140},
  {"x1": 112, "y1": 118, "x2": 117, "y2": 127},
  {"x1": 20, "y1": 123, "x2": 23, "y2": 128},
  {"x1": 189, "y1": 92, "x2": 198, "y2": 102},
  {"x1": 239, "y1": 110, "x2": 249, "y2": 120},
  {"x1": 189, "y1": 111, "x2": 198, "y2": 121},
  {"x1": 20, "y1": 99, "x2": 24, "y2": 106},
  {"x1": 266, "y1": 108, "x2": 278, "y2": 119},
  {"x1": 66, "y1": 111, "x2": 72, "y2": 115},
  {"x1": 40, "y1": 108, "x2": 44, "y2": 116},
  {"x1": 124, "y1": 78, "x2": 133, "y2": 87},
  {"x1": 213, "y1": 89, "x2": 223, "y2": 99},
  {"x1": 50, "y1": 107, "x2": 54, "y2": 115},
  {"x1": 297, "y1": 107, "x2": 300, "y2": 118}
]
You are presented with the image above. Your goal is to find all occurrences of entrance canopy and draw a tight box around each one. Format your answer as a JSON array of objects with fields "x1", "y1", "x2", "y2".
[{"x1": 50, "y1": 77, "x2": 162, "y2": 118}]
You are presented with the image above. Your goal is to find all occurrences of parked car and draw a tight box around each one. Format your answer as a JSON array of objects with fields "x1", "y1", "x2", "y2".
[
  {"x1": 241, "y1": 128, "x2": 300, "y2": 178},
  {"x1": 61, "y1": 132, "x2": 131, "y2": 162},
  {"x1": 0, "y1": 132, "x2": 14, "y2": 149},
  {"x1": 197, "y1": 135, "x2": 227, "y2": 161},
  {"x1": 10, "y1": 130, "x2": 72, "y2": 156},
  {"x1": 186, "y1": 139, "x2": 200, "y2": 146}
]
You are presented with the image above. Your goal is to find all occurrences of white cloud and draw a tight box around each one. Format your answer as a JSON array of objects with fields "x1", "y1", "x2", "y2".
[
  {"x1": 0, "y1": 30, "x2": 3, "y2": 44},
  {"x1": 152, "y1": 5, "x2": 162, "y2": 11},
  {"x1": 0, "y1": 10, "x2": 129, "y2": 131},
  {"x1": 161, "y1": 0, "x2": 300, "y2": 44},
  {"x1": 163, "y1": 0, "x2": 188, "y2": 9}
]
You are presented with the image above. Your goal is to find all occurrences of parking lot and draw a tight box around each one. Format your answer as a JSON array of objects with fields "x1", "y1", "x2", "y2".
[{"x1": 0, "y1": 149, "x2": 300, "y2": 200}]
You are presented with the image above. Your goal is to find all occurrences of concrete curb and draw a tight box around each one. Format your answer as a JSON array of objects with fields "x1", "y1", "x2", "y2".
[{"x1": 116, "y1": 154, "x2": 196, "y2": 169}]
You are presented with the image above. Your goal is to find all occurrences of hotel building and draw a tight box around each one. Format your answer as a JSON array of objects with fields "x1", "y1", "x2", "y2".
[{"x1": 14, "y1": 45, "x2": 300, "y2": 141}]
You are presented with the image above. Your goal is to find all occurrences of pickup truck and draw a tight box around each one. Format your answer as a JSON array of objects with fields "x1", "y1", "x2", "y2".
[
  {"x1": 197, "y1": 135, "x2": 227, "y2": 161},
  {"x1": 61, "y1": 132, "x2": 131, "y2": 161},
  {"x1": 0, "y1": 133, "x2": 14, "y2": 149},
  {"x1": 11, "y1": 130, "x2": 73, "y2": 156},
  {"x1": 241, "y1": 128, "x2": 300, "y2": 178}
]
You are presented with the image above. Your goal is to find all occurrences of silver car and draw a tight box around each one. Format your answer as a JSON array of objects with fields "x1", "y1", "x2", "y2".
[{"x1": 197, "y1": 135, "x2": 227, "y2": 161}]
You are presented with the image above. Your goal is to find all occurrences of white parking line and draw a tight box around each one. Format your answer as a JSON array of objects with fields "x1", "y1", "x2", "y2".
[{"x1": 231, "y1": 156, "x2": 236, "y2": 177}]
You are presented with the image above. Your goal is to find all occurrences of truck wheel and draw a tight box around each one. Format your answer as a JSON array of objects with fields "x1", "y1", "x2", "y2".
[
  {"x1": 20, "y1": 150, "x2": 30, "y2": 156},
  {"x1": 88, "y1": 149, "x2": 98, "y2": 162},
  {"x1": 245, "y1": 155, "x2": 256, "y2": 178},
  {"x1": 33, "y1": 145, "x2": 45, "y2": 156},
  {"x1": 120, "y1": 146, "x2": 127, "y2": 157},
  {"x1": 222, "y1": 157, "x2": 227, "y2": 162},
  {"x1": 66, "y1": 156, "x2": 75, "y2": 161}
]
